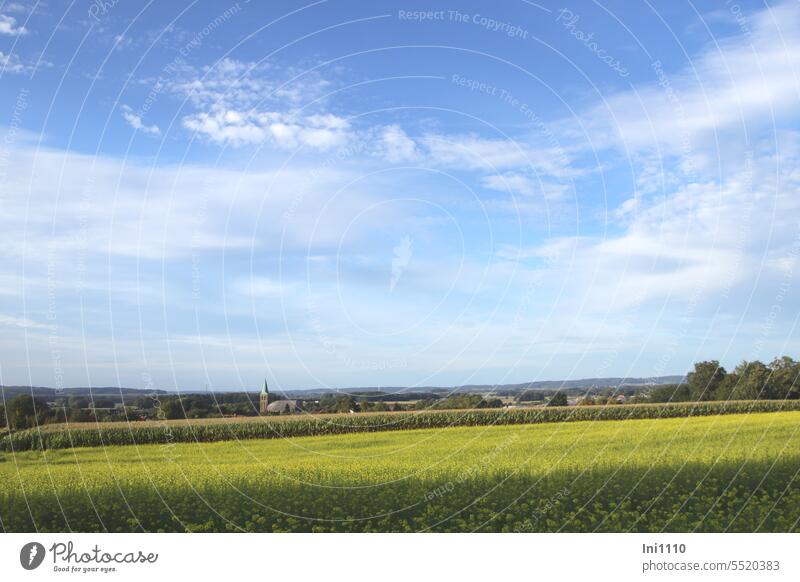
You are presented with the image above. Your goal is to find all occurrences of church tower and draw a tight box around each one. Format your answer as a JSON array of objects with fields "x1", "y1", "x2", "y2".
[{"x1": 260, "y1": 379, "x2": 269, "y2": 414}]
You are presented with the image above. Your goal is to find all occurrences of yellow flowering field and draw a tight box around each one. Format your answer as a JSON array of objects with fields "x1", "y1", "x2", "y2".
[{"x1": 1, "y1": 412, "x2": 799, "y2": 532}]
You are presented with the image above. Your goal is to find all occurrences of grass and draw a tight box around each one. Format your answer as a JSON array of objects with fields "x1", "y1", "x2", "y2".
[{"x1": 1, "y1": 411, "x2": 800, "y2": 532}]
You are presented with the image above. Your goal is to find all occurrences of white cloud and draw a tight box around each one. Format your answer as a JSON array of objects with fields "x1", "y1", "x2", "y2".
[
  {"x1": 0, "y1": 143, "x2": 370, "y2": 267},
  {"x1": 481, "y1": 173, "x2": 536, "y2": 196},
  {"x1": 421, "y1": 133, "x2": 575, "y2": 178},
  {"x1": 2, "y1": 3, "x2": 29, "y2": 14},
  {"x1": 0, "y1": 51, "x2": 28, "y2": 74},
  {"x1": 166, "y1": 58, "x2": 351, "y2": 149},
  {"x1": 523, "y1": 136, "x2": 800, "y2": 310},
  {"x1": 166, "y1": 58, "x2": 329, "y2": 110},
  {"x1": 0, "y1": 51, "x2": 52, "y2": 75},
  {"x1": 183, "y1": 108, "x2": 351, "y2": 149},
  {"x1": 0, "y1": 14, "x2": 26, "y2": 35},
  {"x1": 566, "y1": 1, "x2": 800, "y2": 166},
  {"x1": 380, "y1": 125, "x2": 419, "y2": 162},
  {"x1": 0, "y1": 314, "x2": 52, "y2": 329},
  {"x1": 120, "y1": 105, "x2": 161, "y2": 136}
]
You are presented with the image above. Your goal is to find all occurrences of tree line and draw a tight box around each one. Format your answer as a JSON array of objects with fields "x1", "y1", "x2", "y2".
[
  {"x1": 2, "y1": 355, "x2": 798, "y2": 429},
  {"x1": 0, "y1": 391, "x2": 506, "y2": 429},
  {"x1": 647, "y1": 356, "x2": 800, "y2": 403}
]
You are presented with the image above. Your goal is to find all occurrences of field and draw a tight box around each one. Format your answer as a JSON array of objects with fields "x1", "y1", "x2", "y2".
[
  {"x1": 1, "y1": 411, "x2": 800, "y2": 532},
  {"x1": 4, "y1": 399, "x2": 800, "y2": 452}
]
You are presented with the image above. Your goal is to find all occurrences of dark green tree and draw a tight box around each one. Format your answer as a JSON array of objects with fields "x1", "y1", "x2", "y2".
[
  {"x1": 648, "y1": 383, "x2": 691, "y2": 403},
  {"x1": 731, "y1": 360, "x2": 771, "y2": 400},
  {"x1": 714, "y1": 372, "x2": 739, "y2": 400},
  {"x1": 516, "y1": 390, "x2": 544, "y2": 402},
  {"x1": 10, "y1": 395, "x2": 48, "y2": 430},
  {"x1": 768, "y1": 356, "x2": 800, "y2": 399},
  {"x1": 547, "y1": 392, "x2": 568, "y2": 407},
  {"x1": 687, "y1": 360, "x2": 727, "y2": 401},
  {"x1": 334, "y1": 396, "x2": 357, "y2": 413},
  {"x1": 160, "y1": 399, "x2": 185, "y2": 420},
  {"x1": 91, "y1": 397, "x2": 116, "y2": 408}
]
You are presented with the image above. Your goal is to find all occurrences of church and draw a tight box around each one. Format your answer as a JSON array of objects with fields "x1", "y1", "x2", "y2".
[{"x1": 260, "y1": 380, "x2": 300, "y2": 414}]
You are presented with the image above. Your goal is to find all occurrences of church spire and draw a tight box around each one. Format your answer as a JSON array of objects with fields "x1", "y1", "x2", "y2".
[{"x1": 259, "y1": 379, "x2": 270, "y2": 414}]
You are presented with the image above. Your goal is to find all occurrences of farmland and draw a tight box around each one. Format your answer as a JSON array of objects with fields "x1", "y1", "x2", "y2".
[
  {"x1": 4, "y1": 399, "x2": 800, "y2": 452},
  {"x1": 1, "y1": 411, "x2": 800, "y2": 532}
]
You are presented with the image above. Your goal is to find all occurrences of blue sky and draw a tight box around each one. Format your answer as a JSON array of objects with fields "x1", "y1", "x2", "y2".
[{"x1": 1, "y1": 0, "x2": 799, "y2": 391}]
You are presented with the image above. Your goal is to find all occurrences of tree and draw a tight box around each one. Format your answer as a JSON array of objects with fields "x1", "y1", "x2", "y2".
[
  {"x1": 334, "y1": 396, "x2": 357, "y2": 413},
  {"x1": 91, "y1": 397, "x2": 116, "y2": 408},
  {"x1": 715, "y1": 373, "x2": 739, "y2": 401},
  {"x1": 768, "y1": 356, "x2": 800, "y2": 399},
  {"x1": 9, "y1": 395, "x2": 48, "y2": 430},
  {"x1": 516, "y1": 390, "x2": 544, "y2": 402},
  {"x1": 68, "y1": 396, "x2": 89, "y2": 410},
  {"x1": 687, "y1": 360, "x2": 726, "y2": 401},
  {"x1": 480, "y1": 398, "x2": 503, "y2": 408},
  {"x1": 731, "y1": 360, "x2": 771, "y2": 400},
  {"x1": 318, "y1": 394, "x2": 336, "y2": 413},
  {"x1": 547, "y1": 392, "x2": 568, "y2": 407},
  {"x1": 160, "y1": 399, "x2": 185, "y2": 420},
  {"x1": 0, "y1": 404, "x2": 6, "y2": 428},
  {"x1": 647, "y1": 384, "x2": 691, "y2": 403}
]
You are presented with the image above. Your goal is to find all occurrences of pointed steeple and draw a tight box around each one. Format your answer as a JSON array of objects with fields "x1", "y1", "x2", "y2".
[{"x1": 259, "y1": 379, "x2": 270, "y2": 414}]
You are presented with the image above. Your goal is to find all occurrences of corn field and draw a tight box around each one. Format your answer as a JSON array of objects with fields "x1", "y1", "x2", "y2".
[{"x1": 2, "y1": 399, "x2": 800, "y2": 452}]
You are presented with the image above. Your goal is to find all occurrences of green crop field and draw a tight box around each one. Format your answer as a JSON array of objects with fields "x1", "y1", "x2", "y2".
[
  {"x1": 1, "y1": 411, "x2": 799, "y2": 532},
  {"x1": 4, "y1": 399, "x2": 800, "y2": 452}
]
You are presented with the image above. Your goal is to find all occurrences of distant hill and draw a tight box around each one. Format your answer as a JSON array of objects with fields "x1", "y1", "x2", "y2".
[
  {"x1": 1, "y1": 375, "x2": 685, "y2": 401},
  {"x1": 275, "y1": 376, "x2": 686, "y2": 398},
  {"x1": 0, "y1": 386, "x2": 168, "y2": 400},
  {"x1": 453, "y1": 375, "x2": 687, "y2": 392}
]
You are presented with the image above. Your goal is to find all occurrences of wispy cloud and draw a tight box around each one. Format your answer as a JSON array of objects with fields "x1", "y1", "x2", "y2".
[
  {"x1": 522, "y1": 134, "x2": 800, "y2": 310},
  {"x1": 380, "y1": 125, "x2": 419, "y2": 162},
  {"x1": 183, "y1": 109, "x2": 351, "y2": 149},
  {"x1": 162, "y1": 57, "x2": 350, "y2": 149},
  {"x1": 0, "y1": 13, "x2": 27, "y2": 36},
  {"x1": 563, "y1": 1, "x2": 800, "y2": 166},
  {"x1": 0, "y1": 51, "x2": 30, "y2": 74},
  {"x1": 0, "y1": 314, "x2": 53, "y2": 329},
  {"x1": 120, "y1": 105, "x2": 161, "y2": 135}
]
